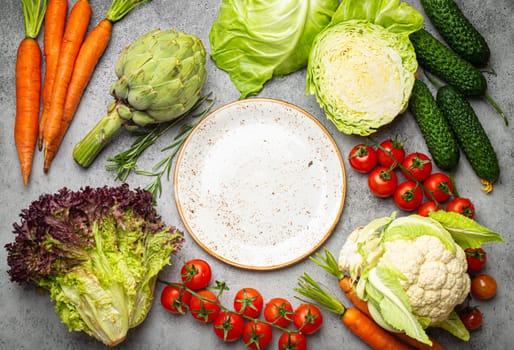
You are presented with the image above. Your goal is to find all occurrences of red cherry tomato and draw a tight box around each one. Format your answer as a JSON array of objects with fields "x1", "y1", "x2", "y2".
[
  {"x1": 368, "y1": 167, "x2": 398, "y2": 198},
  {"x1": 213, "y1": 311, "x2": 245, "y2": 342},
  {"x1": 263, "y1": 297, "x2": 293, "y2": 328},
  {"x1": 401, "y1": 152, "x2": 432, "y2": 182},
  {"x1": 189, "y1": 289, "x2": 221, "y2": 323},
  {"x1": 234, "y1": 288, "x2": 264, "y2": 318},
  {"x1": 465, "y1": 247, "x2": 487, "y2": 272},
  {"x1": 377, "y1": 139, "x2": 406, "y2": 169},
  {"x1": 459, "y1": 306, "x2": 483, "y2": 331},
  {"x1": 348, "y1": 144, "x2": 378, "y2": 173},
  {"x1": 180, "y1": 259, "x2": 212, "y2": 290},
  {"x1": 243, "y1": 321, "x2": 273, "y2": 350},
  {"x1": 423, "y1": 173, "x2": 454, "y2": 203},
  {"x1": 471, "y1": 274, "x2": 497, "y2": 300},
  {"x1": 160, "y1": 284, "x2": 191, "y2": 314},
  {"x1": 278, "y1": 332, "x2": 307, "y2": 350},
  {"x1": 394, "y1": 181, "x2": 423, "y2": 211},
  {"x1": 293, "y1": 304, "x2": 323, "y2": 335},
  {"x1": 417, "y1": 201, "x2": 439, "y2": 217},
  {"x1": 447, "y1": 197, "x2": 475, "y2": 219}
]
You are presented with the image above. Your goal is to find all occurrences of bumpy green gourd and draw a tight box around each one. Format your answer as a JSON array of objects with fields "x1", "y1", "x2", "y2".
[
  {"x1": 74, "y1": 29, "x2": 207, "y2": 167},
  {"x1": 420, "y1": 0, "x2": 490, "y2": 67},
  {"x1": 409, "y1": 29, "x2": 486, "y2": 96},
  {"x1": 436, "y1": 85, "x2": 499, "y2": 186},
  {"x1": 408, "y1": 80, "x2": 460, "y2": 171}
]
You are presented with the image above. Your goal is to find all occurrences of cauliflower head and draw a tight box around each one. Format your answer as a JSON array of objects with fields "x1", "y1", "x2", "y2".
[
  {"x1": 337, "y1": 212, "x2": 503, "y2": 345},
  {"x1": 382, "y1": 235, "x2": 470, "y2": 323}
]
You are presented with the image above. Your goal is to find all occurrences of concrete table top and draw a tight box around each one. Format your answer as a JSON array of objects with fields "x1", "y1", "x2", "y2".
[{"x1": 1, "y1": 1, "x2": 513, "y2": 349}]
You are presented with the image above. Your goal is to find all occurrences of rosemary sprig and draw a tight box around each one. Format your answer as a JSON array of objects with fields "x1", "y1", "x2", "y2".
[
  {"x1": 140, "y1": 97, "x2": 215, "y2": 199},
  {"x1": 106, "y1": 93, "x2": 215, "y2": 197}
]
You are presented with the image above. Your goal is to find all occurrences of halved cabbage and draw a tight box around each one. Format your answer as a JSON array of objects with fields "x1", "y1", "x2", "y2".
[{"x1": 307, "y1": 20, "x2": 418, "y2": 135}]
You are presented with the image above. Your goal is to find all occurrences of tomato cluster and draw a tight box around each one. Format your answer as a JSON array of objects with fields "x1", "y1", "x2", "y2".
[
  {"x1": 348, "y1": 139, "x2": 476, "y2": 216},
  {"x1": 458, "y1": 247, "x2": 498, "y2": 331},
  {"x1": 160, "y1": 258, "x2": 322, "y2": 349}
]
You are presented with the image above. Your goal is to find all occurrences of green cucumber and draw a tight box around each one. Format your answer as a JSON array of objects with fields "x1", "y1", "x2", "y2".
[
  {"x1": 436, "y1": 85, "x2": 499, "y2": 187},
  {"x1": 408, "y1": 79, "x2": 460, "y2": 171},
  {"x1": 409, "y1": 29, "x2": 486, "y2": 96},
  {"x1": 420, "y1": 0, "x2": 490, "y2": 67}
]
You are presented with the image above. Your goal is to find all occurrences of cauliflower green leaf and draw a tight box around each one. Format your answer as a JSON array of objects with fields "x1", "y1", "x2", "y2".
[{"x1": 429, "y1": 211, "x2": 504, "y2": 249}]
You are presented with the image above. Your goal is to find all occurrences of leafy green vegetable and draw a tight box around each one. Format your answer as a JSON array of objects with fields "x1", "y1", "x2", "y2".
[
  {"x1": 429, "y1": 211, "x2": 504, "y2": 249},
  {"x1": 5, "y1": 185, "x2": 183, "y2": 346},
  {"x1": 209, "y1": 0, "x2": 340, "y2": 98},
  {"x1": 306, "y1": 0, "x2": 423, "y2": 135}
]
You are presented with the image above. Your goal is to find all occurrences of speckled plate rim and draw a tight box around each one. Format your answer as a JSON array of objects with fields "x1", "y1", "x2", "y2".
[{"x1": 173, "y1": 98, "x2": 346, "y2": 270}]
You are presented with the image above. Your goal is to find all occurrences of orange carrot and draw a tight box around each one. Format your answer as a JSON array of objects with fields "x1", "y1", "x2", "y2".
[
  {"x1": 38, "y1": 0, "x2": 68, "y2": 151},
  {"x1": 339, "y1": 277, "x2": 371, "y2": 316},
  {"x1": 44, "y1": 18, "x2": 112, "y2": 170},
  {"x1": 394, "y1": 332, "x2": 445, "y2": 350},
  {"x1": 42, "y1": 0, "x2": 91, "y2": 171},
  {"x1": 342, "y1": 307, "x2": 413, "y2": 350},
  {"x1": 15, "y1": 39, "x2": 42, "y2": 186},
  {"x1": 339, "y1": 276, "x2": 445, "y2": 350},
  {"x1": 43, "y1": 0, "x2": 151, "y2": 170},
  {"x1": 15, "y1": 0, "x2": 47, "y2": 185}
]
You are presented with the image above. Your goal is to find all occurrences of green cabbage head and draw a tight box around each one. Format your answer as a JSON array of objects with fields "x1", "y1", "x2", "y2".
[{"x1": 307, "y1": 0, "x2": 423, "y2": 135}]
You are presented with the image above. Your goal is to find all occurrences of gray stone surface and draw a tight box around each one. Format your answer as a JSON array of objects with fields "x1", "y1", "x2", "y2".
[{"x1": 1, "y1": 0, "x2": 513, "y2": 349}]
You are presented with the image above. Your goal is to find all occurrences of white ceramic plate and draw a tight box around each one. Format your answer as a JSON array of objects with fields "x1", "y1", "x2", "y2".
[{"x1": 174, "y1": 98, "x2": 346, "y2": 270}]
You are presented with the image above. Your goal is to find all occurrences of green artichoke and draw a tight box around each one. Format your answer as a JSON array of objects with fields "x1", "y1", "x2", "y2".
[{"x1": 73, "y1": 29, "x2": 207, "y2": 167}]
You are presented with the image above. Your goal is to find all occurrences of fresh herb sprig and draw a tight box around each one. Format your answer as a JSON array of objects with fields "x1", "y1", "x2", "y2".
[{"x1": 106, "y1": 93, "x2": 215, "y2": 198}]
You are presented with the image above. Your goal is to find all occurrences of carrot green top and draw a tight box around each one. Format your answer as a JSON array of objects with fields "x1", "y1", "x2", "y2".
[
  {"x1": 20, "y1": 0, "x2": 48, "y2": 39},
  {"x1": 106, "y1": 0, "x2": 151, "y2": 23}
]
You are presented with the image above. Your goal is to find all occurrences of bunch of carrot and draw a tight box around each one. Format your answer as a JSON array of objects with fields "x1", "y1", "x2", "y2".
[{"x1": 15, "y1": 0, "x2": 151, "y2": 185}]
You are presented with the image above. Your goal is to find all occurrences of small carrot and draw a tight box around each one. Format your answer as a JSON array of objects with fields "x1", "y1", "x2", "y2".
[
  {"x1": 342, "y1": 307, "x2": 413, "y2": 350},
  {"x1": 339, "y1": 276, "x2": 371, "y2": 316},
  {"x1": 44, "y1": 0, "x2": 151, "y2": 170},
  {"x1": 296, "y1": 273, "x2": 412, "y2": 350},
  {"x1": 15, "y1": 0, "x2": 48, "y2": 185},
  {"x1": 339, "y1": 276, "x2": 445, "y2": 350},
  {"x1": 38, "y1": 0, "x2": 68, "y2": 151},
  {"x1": 42, "y1": 0, "x2": 91, "y2": 172}
]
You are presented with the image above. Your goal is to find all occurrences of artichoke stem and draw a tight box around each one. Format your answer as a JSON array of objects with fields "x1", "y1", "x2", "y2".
[{"x1": 73, "y1": 103, "x2": 125, "y2": 167}]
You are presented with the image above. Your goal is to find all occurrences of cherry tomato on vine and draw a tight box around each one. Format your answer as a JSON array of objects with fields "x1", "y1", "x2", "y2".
[
  {"x1": 160, "y1": 284, "x2": 191, "y2": 314},
  {"x1": 394, "y1": 181, "x2": 423, "y2": 211},
  {"x1": 243, "y1": 321, "x2": 273, "y2": 350},
  {"x1": 377, "y1": 139, "x2": 405, "y2": 169},
  {"x1": 417, "y1": 201, "x2": 439, "y2": 217},
  {"x1": 368, "y1": 167, "x2": 398, "y2": 198},
  {"x1": 447, "y1": 197, "x2": 475, "y2": 219},
  {"x1": 293, "y1": 304, "x2": 323, "y2": 335},
  {"x1": 234, "y1": 288, "x2": 264, "y2": 318},
  {"x1": 465, "y1": 247, "x2": 487, "y2": 272},
  {"x1": 401, "y1": 152, "x2": 432, "y2": 182},
  {"x1": 471, "y1": 274, "x2": 497, "y2": 300},
  {"x1": 189, "y1": 289, "x2": 221, "y2": 323},
  {"x1": 348, "y1": 144, "x2": 378, "y2": 173},
  {"x1": 263, "y1": 297, "x2": 294, "y2": 328},
  {"x1": 180, "y1": 259, "x2": 212, "y2": 290},
  {"x1": 278, "y1": 332, "x2": 307, "y2": 350},
  {"x1": 213, "y1": 311, "x2": 245, "y2": 342},
  {"x1": 459, "y1": 306, "x2": 483, "y2": 331},
  {"x1": 423, "y1": 173, "x2": 454, "y2": 203}
]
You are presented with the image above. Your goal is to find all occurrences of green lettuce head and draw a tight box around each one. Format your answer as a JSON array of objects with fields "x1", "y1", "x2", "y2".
[{"x1": 307, "y1": 0, "x2": 423, "y2": 135}]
